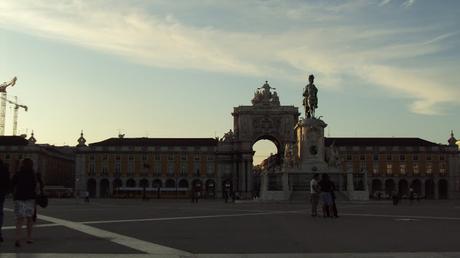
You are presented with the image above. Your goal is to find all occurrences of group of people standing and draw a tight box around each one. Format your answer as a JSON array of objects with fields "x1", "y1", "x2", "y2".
[
  {"x1": 310, "y1": 173, "x2": 338, "y2": 218},
  {"x1": 0, "y1": 158, "x2": 44, "y2": 247}
]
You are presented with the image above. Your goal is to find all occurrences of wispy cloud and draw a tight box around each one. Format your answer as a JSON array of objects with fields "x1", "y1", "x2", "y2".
[
  {"x1": 402, "y1": 0, "x2": 416, "y2": 8},
  {"x1": 0, "y1": 0, "x2": 458, "y2": 115},
  {"x1": 379, "y1": 0, "x2": 392, "y2": 7}
]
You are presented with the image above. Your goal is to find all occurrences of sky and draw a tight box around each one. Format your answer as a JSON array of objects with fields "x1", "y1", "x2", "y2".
[{"x1": 0, "y1": 0, "x2": 459, "y2": 164}]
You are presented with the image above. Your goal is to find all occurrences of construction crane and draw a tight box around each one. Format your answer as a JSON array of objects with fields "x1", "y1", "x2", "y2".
[
  {"x1": 3, "y1": 96, "x2": 28, "y2": 136},
  {"x1": 0, "y1": 76, "x2": 17, "y2": 135}
]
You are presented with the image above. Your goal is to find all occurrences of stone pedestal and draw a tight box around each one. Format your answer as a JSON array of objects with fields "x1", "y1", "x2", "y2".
[{"x1": 294, "y1": 118, "x2": 330, "y2": 174}]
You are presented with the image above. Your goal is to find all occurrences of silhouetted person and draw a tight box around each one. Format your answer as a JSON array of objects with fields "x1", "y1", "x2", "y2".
[
  {"x1": 0, "y1": 159, "x2": 10, "y2": 242},
  {"x1": 192, "y1": 182, "x2": 202, "y2": 203},
  {"x1": 223, "y1": 182, "x2": 231, "y2": 203},
  {"x1": 11, "y1": 159, "x2": 40, "y2": 247},
  {"x1": 330, "y1": 181, "x2": 339, "y2": 218},
  {"x1": 392, "y1": 191, "x2": 399, "y2": 206},
  {"x1": 318, "y1": 174, "x2": 333, "y2": 218},
  {"x1": 310, "y1": 173, "x2": 320, "y2": 217},
  {"x1": 409, "y1": 187, "x2": 415, "y2": 205},
  {"x1": 156, "y1": 186, "x2": 161, "y2": 199}
]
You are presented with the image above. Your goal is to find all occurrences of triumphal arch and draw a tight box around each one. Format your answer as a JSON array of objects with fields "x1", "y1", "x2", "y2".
[{"x1": 217, "y1": 81, "x2": 299, "y2": 196}]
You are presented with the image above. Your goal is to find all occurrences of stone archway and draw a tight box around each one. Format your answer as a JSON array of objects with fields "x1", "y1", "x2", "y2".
[
  {"x1": 398, "y1": 179, "x2": 409, "y2": 196},
  {"x1": 411, "y1": 179, "x2": 422, "y2": 195},
  {"x1": 438, "y1": 179, "x2": 448, "y2": 199},
  {"x1": 219, "y1": 81, "x2": 300, "y2": 196},
  {"x1": 99, "y1": 179, "x2": 110, "y2": 198},
  {"x1": 385, "y1": 179, "x2": 395, "y2": 196},
  {"x1": 425, "y1": 179, "x2": 435, "y2": 199},
  {"x1": 152, "y1": 179, "x2": 162, "y2": 188},
  {"x1": 140, "y1": 178, "x2": 149, "y2": 188},
  {"x1": 87, "y1": 178, "x2": 97, "y2": 198},
  {"x1": 178, "y1": 179, "x2": 189, "y2": 188},
  {"x1": 371, "y1": 179, "x2": 382, "y2": 195}
]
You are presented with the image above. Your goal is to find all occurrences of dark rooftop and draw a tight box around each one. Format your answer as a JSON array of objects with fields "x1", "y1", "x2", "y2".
[
  {"x1": 90, "y1": 138, "x2": 218, "y2": 147},
  {"x1": 325, "y1": 137, "x2": 440, "y2": 147},
  {"x1": 0, "y1": 136, "x2": 29, "y2": 146}
]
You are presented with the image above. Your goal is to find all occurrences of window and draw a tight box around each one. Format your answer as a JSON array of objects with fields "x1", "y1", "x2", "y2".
[
  {"x1": 180, "y1": 163, "x2": 187, "y2": 176},
  {"x1": 346, "y1": 154, "x2": 352, "y2": 161},
  {"x1": 386, "y1": 163, "x2": 392, "y2": 175},
  {"x1": 115, "y1": 156, "x2": 120, "y2": 160},
  {"x1": 440, "y1": 155, "x2": 445, "y2": 161},
  {"x1": 102, "y1": 155, "x2": 108, "y2": 160},
  {"x1": 155, "y1": 154, "x2": 160, "y2": 161},
  {"x1": 386, "y1": 154, "x2": 392, "y2": 161},
  {"x1": 129, "y1": 155, "x2": 134, "y2": 161},
  {"x1": 167, "y1": 162, "x2": 174, "y2": 176},
  {"x1": 115, "y1": 161, "x2": 121, "y2": 176},
  {"x1": 372, "y1": 162, "x2": 379, "y2": 174},
  {"x1": 142, "y1": 155, "x2": 147, "y2": 161},
  {"x1": 426, "y1": 155, "x2": 432, "y2": 161},
  {"x1": 400, "y1": 155, "x2": 405, "y2": 161},
  {"x1": 101, "y1": 167, "x2": 108, "y2": 176},
  {"x1": 373, "y1": 154, "x2": 379, "y2": 161},
  {"x1": 181, "y1": 154, "x2": 187, "y2": 161},
  {"x1": 399, "y1": 164, "x2": 406, "y2": 175},
  {"x1": 207, "y1": 163, "x2": 214, "y2": 175},
  {"x1": 90, "y1": 155, "x2": 95, "y2": 161},
  {"x1": 359, "y1": 162, "x2": 366, "y2": 172},
  {"x1": 426, "y1": 163, "x2": 432, "y2": 174},
  {"x1": 154, "y1": 162, "x2": 162, "y2": 176},
  {"x1": 440, "y1": 163, "x2": 447, "y2": 175},
  {"x1": 127, "y1": 161, "x2": 134, "y2": 176},
  {"x1": 413, "y1": 163, "x2": 419, "y2": 174},
  {"x1": 168, "y1": 154, "x2": 174, "y2": 161},
  {"x1": 360, "y1": 154, "x2": 365, "y2": 161},
  {"x1": 89, "y1": 163, "x2": 95, "y2": 176},
  {"x1": 413, "y1": 155, "x2": 418, "y2": 161}
]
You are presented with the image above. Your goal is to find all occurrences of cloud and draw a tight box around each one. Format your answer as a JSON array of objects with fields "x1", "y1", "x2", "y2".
[
  {"x1": 379, "y1": 0, "x2": 392, "y2": 6},
  {"x1": 402, "y1": 0, "x2": 416, "y2": 8},
  {"x1": 0, "y1": 0, "x2": 458, "y2": 115}
]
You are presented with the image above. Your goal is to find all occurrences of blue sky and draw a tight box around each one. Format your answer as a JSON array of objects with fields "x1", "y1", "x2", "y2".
[{"x1": 0, "y1": 0, "x2": 459, "y2": 162}]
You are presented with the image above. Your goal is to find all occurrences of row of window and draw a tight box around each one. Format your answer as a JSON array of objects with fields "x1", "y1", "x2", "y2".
[
  {"x1": 343, "y1": 153, "x2": 446, "y2": 162},
  {"x1": 344, "y1": 162, "x2": 447, "y2": 175},
  {"x1": 88, "y1": 153, "x2": 215, "y2": 162},
  {"x1": 88, "y1": 163, "x2": 215, "y2": 177}
]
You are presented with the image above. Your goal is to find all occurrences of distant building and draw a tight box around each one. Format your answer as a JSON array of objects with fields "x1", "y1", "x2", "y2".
[
  {"x1": 325, "y1": 137, "x2": 459, "y2": 199},
  {"x1": 0, "y1": 135, "x2": 75, "y2": 193},
  {"x1": 75, "y1": 134, "x2": 219, "y2": 198}
]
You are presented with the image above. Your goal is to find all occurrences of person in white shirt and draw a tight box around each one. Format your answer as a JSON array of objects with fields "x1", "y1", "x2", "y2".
[{"x1": 310, "y1": 173, "x2": 320, "y2": 217}]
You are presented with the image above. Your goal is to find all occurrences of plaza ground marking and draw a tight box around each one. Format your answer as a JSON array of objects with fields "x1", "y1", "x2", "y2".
[
  {"x1": 341, "y1": 212, "x2": 460, "y2": 221},
  {"x1": 80, "y1": 210, "x2": 300, "y2": 225},
  {"x1": 3, "y1": 208, "x2": 191, "y2": 256}
]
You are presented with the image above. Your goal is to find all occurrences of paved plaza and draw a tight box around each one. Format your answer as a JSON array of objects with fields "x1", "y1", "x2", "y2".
[{"x1": 1, "y1": 198, "x2": 460, "y2": 257}]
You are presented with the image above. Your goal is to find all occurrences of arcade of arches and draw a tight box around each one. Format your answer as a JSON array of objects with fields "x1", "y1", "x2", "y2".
[{"x1": 370, "y1": 178, "x2": 449, "y2": 199}]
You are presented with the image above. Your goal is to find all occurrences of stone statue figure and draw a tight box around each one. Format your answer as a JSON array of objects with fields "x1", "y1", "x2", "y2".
[
  {"x1": 221, "y1": 129, "x2": 235, "y2": 142},
  {"x1": 303, "y1": 74, "x2": 318, "y2": 118},
  {"x1": 326, "y1": 142, "x2": 339, "y2": 167}
]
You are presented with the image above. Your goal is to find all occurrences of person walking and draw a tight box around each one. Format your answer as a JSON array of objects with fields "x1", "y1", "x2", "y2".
[
  {"x1": 330, "y1": 180, "x2": 339, "y2": 218},
  {"x1": 318, "y1": 174, "x2": 333, "y2": 218},
  {"x1": 0, "y1": 159, "x2": 11, "y2": 243},
  {"x1": 310, "y1": 173, "x2": 320, "y2": 217},
  {"x1": 408, "y1": 187, "x2": 415, "y2": 205},
  {"x1": 11, "y1": 158, "x2": 39, "y2": 247},
  {"x1": 191, "y1": 181, "x2": 202, "y2": 203}
]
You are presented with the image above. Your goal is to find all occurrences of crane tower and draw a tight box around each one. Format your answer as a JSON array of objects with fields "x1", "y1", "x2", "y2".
[{"x1": 0, "y1": 76, "x2": 17, "y2": 135}]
